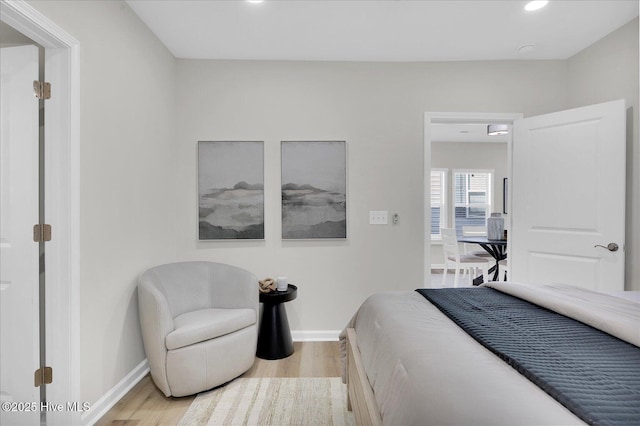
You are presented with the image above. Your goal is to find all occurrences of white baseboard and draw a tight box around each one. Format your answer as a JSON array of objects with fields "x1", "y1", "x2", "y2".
[
  {"x1": 81, "y1": 359, "x2": 149, "y2": 426},
  {"x1": 291, "y1": 330, "x2": 340, "y2": 341}
]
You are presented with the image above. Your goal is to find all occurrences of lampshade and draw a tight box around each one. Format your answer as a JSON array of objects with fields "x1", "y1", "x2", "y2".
[{"x1": 487, "y1": 124, "x2": 509, "y2": 136}]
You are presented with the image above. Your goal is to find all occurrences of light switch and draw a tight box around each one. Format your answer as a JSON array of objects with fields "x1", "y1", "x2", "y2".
[{"x1": 369, "y1": 211, "x2": 388, "y2": 225}]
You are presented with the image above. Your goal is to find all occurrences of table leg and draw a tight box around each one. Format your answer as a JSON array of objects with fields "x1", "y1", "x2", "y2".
[
  {"x1": 477, "y1": 243, "x2": 507, "y2": 283},
  {"x1": 257, "y1": 302, "x2": 294, "y2": 360}
]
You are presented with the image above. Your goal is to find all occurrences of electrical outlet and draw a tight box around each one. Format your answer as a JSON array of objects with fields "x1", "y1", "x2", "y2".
[{"x1": 369, "y1": 211, "x2": 388, "y2": 225}]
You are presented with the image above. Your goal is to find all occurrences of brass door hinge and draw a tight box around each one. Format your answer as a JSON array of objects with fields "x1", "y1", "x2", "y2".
[
  {"x1": 34, "y1": 367, "x2": 53, "y2": 387},
  {"x1": 33, "y1": 224, "x2": 52, "y2": 242},
  {"x1": 33, "y1": 81, "x2": 51, "y2": 100}
]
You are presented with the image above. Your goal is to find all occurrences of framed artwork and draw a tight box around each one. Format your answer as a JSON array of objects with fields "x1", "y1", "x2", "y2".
[
  {"x1": 198, "y1": 141, "x2": 264, "y2": 240},
  {"x1": 281, "y1": 141, "x2": 347, "y2": 239},
  {"x1": 503, "y1": 177, "x2": 508, "y2": 214}
]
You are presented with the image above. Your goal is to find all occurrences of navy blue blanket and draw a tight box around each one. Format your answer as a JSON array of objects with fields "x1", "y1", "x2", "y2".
[{"x1": 416, "y1": 287, "x2": 640, "y2": 426}]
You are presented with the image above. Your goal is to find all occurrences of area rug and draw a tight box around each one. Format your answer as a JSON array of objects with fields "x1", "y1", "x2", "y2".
[{"x1": 178, "y1": 377, "x2": 354, "y2": 426}]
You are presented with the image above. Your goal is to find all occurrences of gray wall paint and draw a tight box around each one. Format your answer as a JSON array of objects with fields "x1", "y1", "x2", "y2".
[{"x1": 175, "y1": 59, "x2": 568, "y2": 335}]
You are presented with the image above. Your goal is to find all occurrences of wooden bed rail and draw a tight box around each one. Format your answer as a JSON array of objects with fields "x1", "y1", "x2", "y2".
[{"x1": 346, "y1": 328, "x2": 383, "y2": 426}]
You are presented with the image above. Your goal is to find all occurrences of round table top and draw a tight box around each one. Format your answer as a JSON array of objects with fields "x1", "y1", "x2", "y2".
[
  {"x1": 259, "y1": 284, "x2": 297, "y2": 304},
  {"x1": 457, "y1": 236, "x2": 507, "y2": 245}
]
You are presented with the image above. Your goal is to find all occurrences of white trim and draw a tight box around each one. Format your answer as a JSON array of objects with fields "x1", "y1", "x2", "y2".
[
  {"x1": 81, "y1": 360, "x2": 150, "y2": 426},
  {"x1": 423, "y1": 116, "x2": 432, "y2": 288},
  {"x1": 429, "y1": 168, "x2": 447, "y2": 241},
  {"x1": 424, "y1": 112, "x2": 523, "y2": 288},
  {"x1": 291, "y1": 330, "x2": 340, "y2": 342},
  {"x1": 0, "y1": 0, "x2": 77, "y2": 48},
  {"x1": 1, "y1": 1, "x2": 81, "y2": 425}
]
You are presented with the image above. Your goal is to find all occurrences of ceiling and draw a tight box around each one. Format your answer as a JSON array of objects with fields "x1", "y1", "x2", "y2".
[{"x1": 126, "y1": 0, "x2": 638, "y2": 62}]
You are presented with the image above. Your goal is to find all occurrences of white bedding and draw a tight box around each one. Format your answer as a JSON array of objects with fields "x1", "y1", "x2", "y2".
[
  {"x1": 340, "y1": 282, "x2": 640, "y2": 426},
  {"x1": 607, "y1": 290, "x2": 640, "y2": 303}
]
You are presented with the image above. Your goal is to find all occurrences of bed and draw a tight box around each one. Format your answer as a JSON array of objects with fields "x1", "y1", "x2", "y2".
[{"x1": 340, "y1": 281, "x2": 640, "y2": 426}]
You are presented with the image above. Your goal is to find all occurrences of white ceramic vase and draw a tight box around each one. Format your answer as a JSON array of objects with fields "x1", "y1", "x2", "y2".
[{"x1": 487, "y1": 213, "x2": 504, "y2": 240}]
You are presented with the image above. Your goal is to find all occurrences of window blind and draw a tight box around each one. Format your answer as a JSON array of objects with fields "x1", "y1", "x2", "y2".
[{"x1": 454, "y1": 172, "x2": 492, "y2": 237}]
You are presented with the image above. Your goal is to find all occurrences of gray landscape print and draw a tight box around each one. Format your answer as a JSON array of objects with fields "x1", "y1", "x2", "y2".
[
  {"x1": 198, "y1": 141, "x2": 264, "y2": 240},
  {"x1": 281, "y1": 141, "x2": 346, "y2": 239}
]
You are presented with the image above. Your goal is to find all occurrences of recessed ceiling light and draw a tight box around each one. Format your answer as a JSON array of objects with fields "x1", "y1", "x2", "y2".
[
  {"x1": 247, "y1": 0, "x2": 264, "y2": 4},
  {"x1": 525, "y1": 1, "x2": 548, "y2": 12},
  {"x1": 518, "y1": 44, "x2": 536, "y2": 55}
]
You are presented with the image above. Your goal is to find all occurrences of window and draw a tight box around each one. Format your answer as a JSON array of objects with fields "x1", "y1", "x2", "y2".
[
  {"x1": 430, "y1": 170, "x2": 446, "y2": 239},
  {"x1": 453, "y1": 171, "x2": 492, "y2": 237},
  {"x1": 429, "y1": 169, "x2": 493, "y2": 240}
]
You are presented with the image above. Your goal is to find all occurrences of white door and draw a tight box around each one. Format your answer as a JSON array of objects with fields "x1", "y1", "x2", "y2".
[
  {"x1": 0, "y1": 45, "x2": 41, "y2": 425},
  {"x1": 510, "y1": 100, "x2": 625, "y2": 291}
]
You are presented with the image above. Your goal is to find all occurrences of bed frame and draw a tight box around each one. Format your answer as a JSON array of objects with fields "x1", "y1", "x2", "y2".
[{"x1": 345, "y1": 328, "x2": 383, "y2": 426}]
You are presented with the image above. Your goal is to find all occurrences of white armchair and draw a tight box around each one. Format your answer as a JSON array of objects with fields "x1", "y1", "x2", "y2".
[{"x1": 138, "y1": 261, "x2": 258, "y2": 397}]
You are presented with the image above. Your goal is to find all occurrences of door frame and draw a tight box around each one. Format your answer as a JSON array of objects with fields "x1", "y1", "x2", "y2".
[
  {"x1": 423, "y1": 112, "x2": 522, "y2": 288},
  {"x1": 1, "y1": 1, "x2": 80, "y2": 424}
]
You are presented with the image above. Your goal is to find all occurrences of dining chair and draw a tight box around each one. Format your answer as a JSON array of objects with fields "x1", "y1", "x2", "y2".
[
  {"x1": 441, "y1": 228, "x2": 491, "y2": 287},
  {"x1": 461, "y1": 226, "x2": 493, "y2": 258},
  {"x1": 498, "y1": 258, "x2": 509, "y2": 281}
]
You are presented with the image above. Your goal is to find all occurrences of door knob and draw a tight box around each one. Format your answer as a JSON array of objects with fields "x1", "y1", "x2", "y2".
[{"x1": 594, "y1": 243, "x2": 619, "y2": 252}]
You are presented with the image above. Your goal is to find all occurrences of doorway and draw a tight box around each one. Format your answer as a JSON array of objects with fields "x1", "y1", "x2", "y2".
[
  {"x1": 424, "y1": 103, "x2": 626, "y2": 291},
  {"x1": 423, "y1": 112, "x2": 522, "y2": 288},
  {"x1": 1, "y1": 1, "x2": 80, "y2": 424}
]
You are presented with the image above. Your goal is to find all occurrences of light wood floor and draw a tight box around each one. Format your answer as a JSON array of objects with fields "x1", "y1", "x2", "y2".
[{"x1": 95, "y1": 341, "x2": 342, "y2": 426}]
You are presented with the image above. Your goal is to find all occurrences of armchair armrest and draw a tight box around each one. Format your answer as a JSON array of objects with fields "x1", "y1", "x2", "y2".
[{"x1": 137, "y1": 280, "x2": 175, "y2": 397}]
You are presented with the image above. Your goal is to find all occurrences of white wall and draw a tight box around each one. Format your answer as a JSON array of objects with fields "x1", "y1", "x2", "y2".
[
  {"x1": 430, "y1": 142, "x2": 509, "y2": 265},
  {"x1": 175, "y1": 59, "x2": 567, "y2": 333},
  {"x1": 28, "y1": 0, "x2": 178, "y2": 405},
  {"x1": 567, "y1": 18, "x2": 639, "y2": 290}
]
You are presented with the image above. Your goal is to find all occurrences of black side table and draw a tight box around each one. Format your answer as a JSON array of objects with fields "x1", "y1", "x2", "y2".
[{"x1": 257, "y1": 284, "x2": 297, "y2": 360}]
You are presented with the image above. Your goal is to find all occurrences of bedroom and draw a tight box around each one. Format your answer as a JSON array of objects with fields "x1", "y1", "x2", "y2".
[{"x1": 0, "y1": 0, "x2": 638, "y2": 424}]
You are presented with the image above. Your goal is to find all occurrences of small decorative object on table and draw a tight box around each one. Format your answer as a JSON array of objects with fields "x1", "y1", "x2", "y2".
[
  {"x1": 487, "y1": 212, "x2": 504, "y2": 240},
  {"x1": 258, "y1": 278, "x2": 276, "y2": 293},
  {"x1": 276, "y1": 276, "x2": 288, "y2": 292}
]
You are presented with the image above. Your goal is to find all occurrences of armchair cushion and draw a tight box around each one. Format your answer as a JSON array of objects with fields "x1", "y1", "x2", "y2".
[{"x1": 166, "y1": 308, "x2": 256, "y2": 350}]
